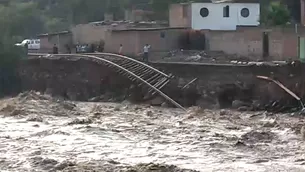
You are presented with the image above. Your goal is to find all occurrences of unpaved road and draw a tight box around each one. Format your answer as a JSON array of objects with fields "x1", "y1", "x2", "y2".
[{"x1": 0, "y1": 92, "x2": 304, "y2": 172}]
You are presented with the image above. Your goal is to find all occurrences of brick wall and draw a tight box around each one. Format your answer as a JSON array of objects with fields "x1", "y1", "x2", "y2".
[
  {"x1": 71, "y1": 24, "x2": 108, "y2": 44},
  {"x1": 40, "y1": 37, "x2": 52, "y2": 52},
  {"x1": 69, "y1": 22, "x2": 305, "y2": 61},
  {"x1": 206, "y1": 28, "x2": 263, "y2": 60},
  {"x1": 104, "y1": 28, "x2": 186, "y2": 55},
  {"x1": 268, "y1": 29, "x2": 299, "y2": 60},
  {"x1": 39, "y1": 34, "x2": 72, "y2": 53},
  {"x1": 104, "y1": 30, "x2": 138, "y2": 55},
  {"x1": 137, "y1": 29, "x2": 184, "y2": 53},
  {"x1": 100, "y1": 26, "x2": 303, "y2": 60},
  {"x1": 169, "y1": 4, "x2": 191, "y2": 28},
  {"x1": 206, "y1": 27, "x2": 305, "y2": 61}
]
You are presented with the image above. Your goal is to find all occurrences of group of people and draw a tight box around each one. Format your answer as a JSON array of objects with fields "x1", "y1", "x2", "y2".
[
  {"x1": 118, "y1": 44, "x2": 151, "y2": 62},
  {"x1": 51, "y1": 43, "x2": 151, "y2": 62},
  {"x1": 52, "y1": 43, "x2": 90, "y2": 54}
]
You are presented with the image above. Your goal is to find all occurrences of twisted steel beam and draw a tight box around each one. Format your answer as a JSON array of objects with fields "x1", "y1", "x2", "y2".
[
  {"x1": 28, "y1": 53, "x2": 185, "y2": 111},
  {"x1": 85, "y1": 52, "x2": 170, "y2": 78}
]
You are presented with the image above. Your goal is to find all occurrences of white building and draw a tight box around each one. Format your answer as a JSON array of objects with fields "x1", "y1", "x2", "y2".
[{"x1": 169, "y1": 1, "x2": 260, "y2": 30}]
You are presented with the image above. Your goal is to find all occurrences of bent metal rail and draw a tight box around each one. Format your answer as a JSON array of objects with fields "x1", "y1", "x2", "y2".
[
  {"x1": 84, "y1": 52, "x2": 171, "y2": 96},
  {"x1": 85, "y1": 53, "x2": 170, "y2": 78},
  {"x1": 28, "y1": 53, "x2": 186, "y2": 111}
]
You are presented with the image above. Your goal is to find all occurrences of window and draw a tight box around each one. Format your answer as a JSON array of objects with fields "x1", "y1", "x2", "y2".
[
  {"x1": 200, "y1": 7, "x2": 209, "y2": 17},
  {"x1": 223, "y1": 5, "x2": 229, "y2": 17},
  {"x1": 241, "y1": 8, "x2": 250, "y2": 18},
  {"x1": 182, "y1": 4, "x2": 188, "y2": 18}
]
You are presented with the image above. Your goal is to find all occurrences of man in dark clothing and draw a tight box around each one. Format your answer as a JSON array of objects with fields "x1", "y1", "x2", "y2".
[
  {"x1": 53, "y1": 44, "x2": 58, "y2": 54},
  {"x1": 65, "y1": 44, "x2": 71, "y2": 54},
  {"x1": 90, "y1": 44, "x2": 95, "y2": 53},
  {"x1": 98, "y1": 40, "x2": 105, "y2": 52}
]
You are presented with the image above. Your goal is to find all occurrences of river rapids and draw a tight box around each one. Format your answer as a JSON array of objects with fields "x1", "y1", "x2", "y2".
[{"x1": 0, "y1": 91, "x2": 304, "y2": 172}]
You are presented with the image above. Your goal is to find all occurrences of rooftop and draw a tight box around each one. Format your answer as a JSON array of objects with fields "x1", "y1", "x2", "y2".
[
  {"x1": 111, "y1": 27, "x2": 188, "y2": 32},
  {"x1": 213, "y1": 0, "x2": 259, "y2": 3},
  {"x1": 178, "y1": 0, "x2": 259, "y2": 3},
  {"x1": 37, "y1": 31, "x2": 71, "y2": 37}
]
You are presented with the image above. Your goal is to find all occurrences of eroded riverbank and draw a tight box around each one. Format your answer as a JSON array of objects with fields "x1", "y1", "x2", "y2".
[{"x1": 0, "y1": 92, "x2": 305, "y2": 171}]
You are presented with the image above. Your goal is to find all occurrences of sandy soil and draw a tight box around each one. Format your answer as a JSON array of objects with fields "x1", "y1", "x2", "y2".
[{"x1": 0, "y1": 92, "x2": 304, "y2": 172}]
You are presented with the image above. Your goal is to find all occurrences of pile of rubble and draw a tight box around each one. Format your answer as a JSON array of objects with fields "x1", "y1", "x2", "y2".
[
  {"x1": 154, "y1": 50, "x2": 293, "y2": 66},
  {"x1": 156, "y1": 50, "x2": 251, "y2": 63}
]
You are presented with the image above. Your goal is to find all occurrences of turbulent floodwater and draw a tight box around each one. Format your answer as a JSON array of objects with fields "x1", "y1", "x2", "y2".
[{"x1": 0, "y1": 92, "x2": 305, "y2": 172}]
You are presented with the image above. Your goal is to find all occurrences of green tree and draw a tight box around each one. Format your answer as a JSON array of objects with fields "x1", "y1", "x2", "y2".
[
  {"x1": 39, "y1": 0, "x2": 107, "y2": 30},
  {"x1": 260, "y1": 2, "x2": 290, "y2": 26},
  {"x1": 0, "y1": 1, "x2": 42, "y2": 96},
  {"x1": 0, "y1": 1, "x2": 45, "y2": 39}
]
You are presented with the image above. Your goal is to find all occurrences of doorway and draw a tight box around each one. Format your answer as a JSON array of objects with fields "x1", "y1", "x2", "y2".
[
  {"x1": 262, "y1": 32, "x2": 269, "y2": 59},
  {"x1": 298, "y1": 36, "x2": 305, "y2": 62}
]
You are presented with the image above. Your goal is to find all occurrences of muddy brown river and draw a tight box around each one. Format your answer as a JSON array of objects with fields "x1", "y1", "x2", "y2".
[{"x1": 0, "y1": 92, "x2": 305, "y2": 172}]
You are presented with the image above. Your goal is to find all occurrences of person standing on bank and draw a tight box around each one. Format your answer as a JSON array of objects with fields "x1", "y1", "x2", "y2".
[
  {"x1": 118, "y1": 44, "x2": 123, "y2": 54},
  {"x1": 65, "y1": 44, "x2": 71, "y2": 54},
  {"x1": 53, "y1": 44, "x2": 58, "y2": 54},
  {"x1": 143, "y1": 44, "x2": 150, "y2": 62}
]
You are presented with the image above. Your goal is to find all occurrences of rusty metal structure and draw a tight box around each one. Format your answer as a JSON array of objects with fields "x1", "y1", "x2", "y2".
[{"x1": 28, "y1": 53, "x2": 186, "y2": 111}]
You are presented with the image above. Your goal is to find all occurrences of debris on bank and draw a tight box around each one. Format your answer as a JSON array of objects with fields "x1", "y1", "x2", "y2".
[
  {"x1": 256, "y1": 75, "x2": 305, "y2": 113},
  {"x1": 153, "y1": 50, "x2": 296, "y2": 66},
  {"x1": 158, "y1": 50, "x2": 247, "y2": 63}
]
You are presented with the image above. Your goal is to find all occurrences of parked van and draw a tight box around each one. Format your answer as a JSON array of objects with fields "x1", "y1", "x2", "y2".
[{"x1": 15, "y1": 39, "x2": 40, "y2": 50}]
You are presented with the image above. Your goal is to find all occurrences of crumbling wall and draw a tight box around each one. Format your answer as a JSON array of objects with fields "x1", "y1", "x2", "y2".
[
  {"x1": 153, "y1": 62, "x2": 305, "y2": 110},
  {"x1": 18, "y1": 57, "x2": 133, "y2": 101},
  {"x1": 18, "y1": 57, "x2": 305, "y2": 110}
]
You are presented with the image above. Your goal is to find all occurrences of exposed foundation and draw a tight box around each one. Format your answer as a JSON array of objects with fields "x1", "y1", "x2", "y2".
[{"x1": 18, "y1": 57, "x2": 305, "y2": 112}]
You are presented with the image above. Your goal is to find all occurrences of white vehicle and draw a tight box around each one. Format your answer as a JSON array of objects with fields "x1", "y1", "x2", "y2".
[{"x1": 15, "y1": 39, "x2": 40, "y2": 50}]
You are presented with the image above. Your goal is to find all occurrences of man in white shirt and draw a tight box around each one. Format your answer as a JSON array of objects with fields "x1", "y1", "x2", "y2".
[
  {"x1": 118, "y1": 44, "x2": 123, "y2": 54},
  {"x1": 143, "y1": 44, "x2": 150, "y2": 62}
]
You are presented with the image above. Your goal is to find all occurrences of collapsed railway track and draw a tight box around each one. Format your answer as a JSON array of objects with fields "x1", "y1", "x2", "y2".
[{"x1": 28, "y1": 53, "x2": 186, "y2": 111}]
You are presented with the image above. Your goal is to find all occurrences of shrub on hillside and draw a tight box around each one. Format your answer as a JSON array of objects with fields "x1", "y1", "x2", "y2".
[{"x1": 0, "y1": 40, "x2": 24, "y2": 96}]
